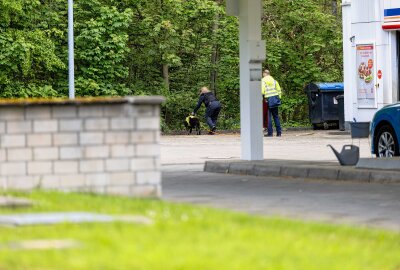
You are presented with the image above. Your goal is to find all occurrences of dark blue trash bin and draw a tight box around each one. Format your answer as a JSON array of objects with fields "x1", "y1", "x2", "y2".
[{"x1": 304, "y1": 82, "x2": 344, "y2": 130}]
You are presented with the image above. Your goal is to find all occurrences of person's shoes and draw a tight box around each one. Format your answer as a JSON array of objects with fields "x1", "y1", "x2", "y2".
[
  {"x1": 211, "y1": 126, "x2": 216, "y2": 132},
  {"x1": 264, "y1": 134, "x2": 273, "y2": 137},
  {"x1": 277, "y1": 133, "x2": 282, "y2": 137}
]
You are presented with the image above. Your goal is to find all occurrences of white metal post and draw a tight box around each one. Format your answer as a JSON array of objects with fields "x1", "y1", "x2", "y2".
[
  {"x1": 68, "y1": 0, "x2": 75, "y2": 99},
  {"x1": 342, "y1": 0, "x2": 352, "y2": 124},
  {"x1": 238, "y1": 0, "x2": 264, "y2": 160}
]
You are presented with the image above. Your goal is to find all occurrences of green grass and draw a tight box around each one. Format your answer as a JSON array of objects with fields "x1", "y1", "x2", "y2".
[{"x1": 0, "y1": 191, "x2": 399, "y2": 270}]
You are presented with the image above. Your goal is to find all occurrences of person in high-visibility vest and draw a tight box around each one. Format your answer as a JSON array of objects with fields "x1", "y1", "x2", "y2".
[{"x1": 261, "y1": 69, "x2": 282, "y2": 137}]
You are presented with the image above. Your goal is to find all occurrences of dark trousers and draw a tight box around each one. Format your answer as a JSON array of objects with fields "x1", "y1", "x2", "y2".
[
  {"x1": 268, "y1": 107, "x2": 282, "y2": 136},
  {"x1": 263, "y1": 98, "x2": 269, "y2": 129},
  {"x1": 205, "y1": 101, "x2": 221, "y2": 129}
]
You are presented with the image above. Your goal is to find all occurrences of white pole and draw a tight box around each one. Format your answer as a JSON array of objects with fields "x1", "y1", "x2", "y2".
[
  {"x1": 238, "y1": 0, "x2": 264, "y2": 160},
  {"x1": 68, "y1": 0, "x2": 75, "y2": 99},
  {"x1": 342, "y1": 1, "x2": 352, "y2": 126}
]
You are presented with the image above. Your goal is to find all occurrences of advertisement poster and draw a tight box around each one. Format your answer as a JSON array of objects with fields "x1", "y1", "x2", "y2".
[{"x1": 356, "y1": 44, "x2": 376, "y2": 108}]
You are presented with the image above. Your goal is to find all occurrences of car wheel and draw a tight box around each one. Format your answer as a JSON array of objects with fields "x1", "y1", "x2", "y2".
[{"x1": 374, "y1": 125, "x2": 399, "y2": 158}]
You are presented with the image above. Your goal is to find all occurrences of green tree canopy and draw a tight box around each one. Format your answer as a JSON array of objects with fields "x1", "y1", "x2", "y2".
[{"x1": 0, "y1": 0, "x2": 343, "y2": 130}]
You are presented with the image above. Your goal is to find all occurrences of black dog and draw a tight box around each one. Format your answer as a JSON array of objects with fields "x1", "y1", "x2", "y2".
[{"x1": 184, "y1": 115, "x2": 201, "y2": 135}]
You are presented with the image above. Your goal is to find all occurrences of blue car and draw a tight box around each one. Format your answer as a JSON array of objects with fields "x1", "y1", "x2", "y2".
[{"x1": 370, "y1": 103, "x2": 400, "y2": 157}]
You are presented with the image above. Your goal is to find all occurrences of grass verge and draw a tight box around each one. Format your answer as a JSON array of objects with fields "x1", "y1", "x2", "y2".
[{"x1": 0, "y1": 191, "x2": 399, "y2": 270}]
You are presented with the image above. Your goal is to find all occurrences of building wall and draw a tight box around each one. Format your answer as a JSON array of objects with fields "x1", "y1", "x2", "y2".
[
  {"x1": 343, "y1": 0, "x2": 399, "y2": 125},
  {"x1": 0, "y1": 97, "x2": 164, "y2": 198}
]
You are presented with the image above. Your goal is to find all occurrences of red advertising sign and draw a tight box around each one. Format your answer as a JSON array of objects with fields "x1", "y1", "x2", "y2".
[{"x1": 377, "y1": 70, "x2": 382, "y2": 79}]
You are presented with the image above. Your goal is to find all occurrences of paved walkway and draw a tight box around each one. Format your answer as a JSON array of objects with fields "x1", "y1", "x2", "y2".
[{"x1": 161, "y1": 131, "x2": 372, "y2": 164}]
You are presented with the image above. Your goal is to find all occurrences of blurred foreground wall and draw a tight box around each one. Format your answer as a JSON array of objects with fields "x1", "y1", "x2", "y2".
[{"x1": 0, "y1": 96, "x2": 165, "y2": 198}]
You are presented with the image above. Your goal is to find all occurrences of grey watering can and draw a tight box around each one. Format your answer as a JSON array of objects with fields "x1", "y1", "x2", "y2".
[{"x1": 327, "y1": 145, "x2": 360, "y2": 166}]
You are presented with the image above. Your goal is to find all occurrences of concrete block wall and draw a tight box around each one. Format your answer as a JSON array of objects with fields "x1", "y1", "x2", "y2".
[{"x1": 0, "y1": 96, "x2": 165, "y2": 197}]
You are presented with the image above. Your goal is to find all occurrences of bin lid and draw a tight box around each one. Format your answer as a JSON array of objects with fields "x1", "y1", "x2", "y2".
[{"x1": 315, "y1": 82, "x2": 344, "y2": 92}]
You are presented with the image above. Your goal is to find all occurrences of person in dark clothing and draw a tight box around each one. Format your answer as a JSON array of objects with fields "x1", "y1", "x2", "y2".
[{"x1": 192, "y1": 87, "x2": 221, "y2": 134}]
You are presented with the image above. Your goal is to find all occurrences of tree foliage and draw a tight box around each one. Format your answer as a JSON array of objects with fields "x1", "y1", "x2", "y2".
[
  {"x1": 263, "y1": 0, "x2": 342, "y2": 123},
  {"x1": 0, "y1": 0, "x2": 343, "y2": 130}
]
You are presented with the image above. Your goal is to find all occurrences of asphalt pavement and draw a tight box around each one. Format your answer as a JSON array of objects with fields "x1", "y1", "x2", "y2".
[{"x1": 161, "y1": 133, "x2": 400, "y2": 231}]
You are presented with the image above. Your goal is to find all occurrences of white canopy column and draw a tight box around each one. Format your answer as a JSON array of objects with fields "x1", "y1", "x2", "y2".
[{"x1": 227, "y1": 0, "x2": 265, "y2": 160}]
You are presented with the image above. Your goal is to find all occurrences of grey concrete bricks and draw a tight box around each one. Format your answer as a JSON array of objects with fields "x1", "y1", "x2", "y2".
[
  {"x1": 7, "y1": 121, "x2": 32, "y2": 134},
  {"x1": 59, "y1": 174, "x2": 86, "y2": 188},
  {"x1": 131, "y1": 158, "x2": 156, "y2": 171},
  {"x1": 60, "y1": 147, "x2": 83, "y2": 160},
  {"x1": 1, "y1": 162, "x2": 27, "y2": 176},
  {"x1": 28, "y1": 134, "x2": 52, "y2": 147},
  {"x1": 106, "y1": 159, "x2": 130, "y2": 172},
  {"x1": 33, "y1": 120, "x2": 58, "y2": 133},
  {"x1": 85, "y1": 119, "x2": 109, "y2": 131},
  {"x1": 85, "y1": 146, "x2": 109, "y2": 159},
  {"x1": 105, "y1": 132, "x2": 130, "y2": 144},
  {"x1": 78, "y1": 105, "x2": 103, "y2": 117},
  {"x1": 59, "y1": 119, "x2": 82, "y2": 131},
  {"x1": 132, "y1": 106, "x2": 154, "y2": 117},
  {"x1": 0, "y1": 149, "x2": 6, "y2": 162},
  {"x1": 28, "y1": 162, "x2": 52, "y2": 175},
  {"x1": 52, "y1": 106, "x2": 77, "y2": 118},
  {"x1": 80, "y1": 132, "x2": 104, "y2": 145},
  {"x1": 137, "y1": 117, "x2": 160, "y2": 130},
  {"x1": 6, "y1": 176, "x2": 39, "y2": 190},
  {"x1": 136, "y1": 171, "x2": 161, "y2": 185},
  {"x1": 104, "y1": 105, "x2": 128, "y2": 117},
  {"x1": 34, "y1": 147, "x2": 59, "y2": 160},
  {"x1": 53, "y1": 133, "x2": 78, "y2": 146},
  {"x1": 111, "y1": 118, "x2": 134, "y2": 130},
  {"x1": 80, "y1": 160, "x2": 105, "y2": 173},
  {"x1": 38, "y1": 175, "x2": 60, "y2": 189},
  {"x1": 0, "y1": 107, "x2": 24, "y2": 120},
  {"x1": 130, "y1": 132, "x2": 154, "y2": 143},
  {"x1": 26, "y1": 107, "x2": 51, "y2": 119},
  {"x1": 7, "y1": 148, "x2": 32, "y2": 161},
  {"x1": 86, "y1": 173, "x2": 109, "y2": 186},
  {"x1": 110, "y1": 172, "x2": 135, "y2": 185},
  {"x1": 111, "y1": 145, "x2": 135, "y2": 158},
  {"x1": 0, "y1": 122, "x2": 5, "y2": 134},
  {"x1": 0, "y1": 96, "x2": 165, "y2": 198},
  {"x1": 54, "y1": 161, "x2": 79, "y2": 174},
  {"x1": 1, "y1": 135, "x2": 25, "y2": 148}
]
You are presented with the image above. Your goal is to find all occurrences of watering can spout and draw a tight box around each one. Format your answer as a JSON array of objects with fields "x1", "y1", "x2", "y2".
[{"x1": 327, "y1": 144, "x2": 340, "y2": 158}]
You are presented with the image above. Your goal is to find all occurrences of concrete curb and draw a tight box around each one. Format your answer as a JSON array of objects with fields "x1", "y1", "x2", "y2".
[{"x1": 204, "y1": 160, "x2": 400, "y2": 183}]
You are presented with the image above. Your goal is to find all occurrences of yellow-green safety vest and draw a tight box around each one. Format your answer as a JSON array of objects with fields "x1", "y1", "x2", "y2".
[
  {"x1": 186, "y1": 115, "x2": 196, "y2": 125},
  {"x1": 262, "y1": 75, "x2": 282, "y2": 98}
]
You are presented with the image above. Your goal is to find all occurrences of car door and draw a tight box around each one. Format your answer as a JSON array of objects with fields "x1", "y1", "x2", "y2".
[{"x1": 395, "y1": 104, "x2": 400, "y2": 139}]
